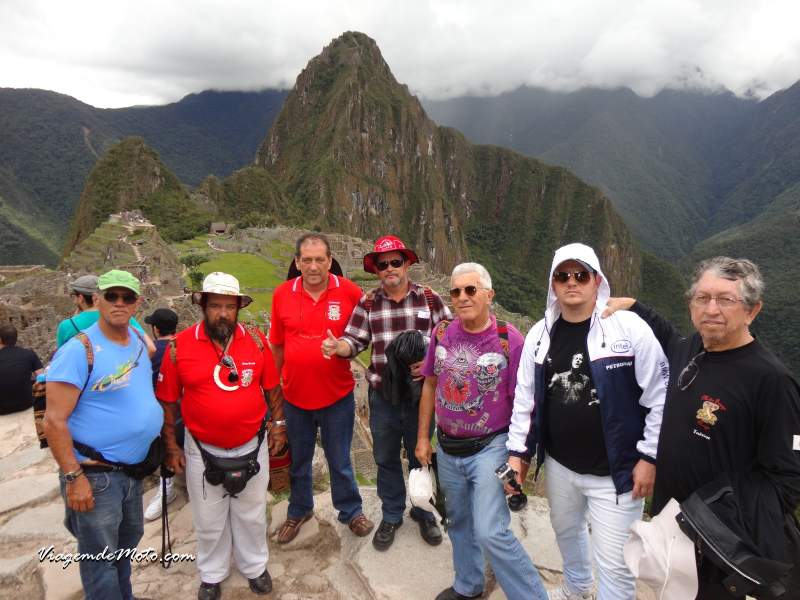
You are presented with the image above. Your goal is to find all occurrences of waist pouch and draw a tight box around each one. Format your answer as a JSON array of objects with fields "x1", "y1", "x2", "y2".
[
  {"x1": 194, "y1": 421, "x2": 266, "y2": 497},
  {"x1": 436, "y1": 427, "x2": 508, "y2": 458},
  {"x1": 73, "y1": 436, "x2": 164, "y2": 480}
]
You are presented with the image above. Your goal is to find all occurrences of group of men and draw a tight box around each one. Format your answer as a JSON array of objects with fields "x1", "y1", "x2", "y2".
[{"x1": 32, "y1": 230, "x2": 800, "y2": 600}]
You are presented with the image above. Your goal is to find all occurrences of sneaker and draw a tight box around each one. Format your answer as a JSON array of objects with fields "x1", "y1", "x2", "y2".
[
  {"x1": 547, "y1": 584, "x2": 595, "y2": 600},
  {"x1": 144, "y1": 478, "x2": 177, "y2": 521},
  {"x1": 435, "y1": 587, "x2": 482, "y2": 600}
]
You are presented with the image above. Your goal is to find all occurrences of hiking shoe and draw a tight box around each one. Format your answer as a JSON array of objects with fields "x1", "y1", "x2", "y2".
[
  {"x1": 547, "y1": 584, "x2": 595, "y2": 600},
  {"x1": 435, "y1": 587, "x2": 482, "y2": 600},
  {"x1": 410, "y1": 510, "x2": 442, "y2": 546},
  {"x1": 248, "y1": 569, "x2": 273, "y2": 595},
  {"x1": 197, "y1": 582, "x2": 220, "y2": 600},
  {"x1": 276, "y1": 512, "x2": 313, "y2": 544},
  {"x1": 144, "y1": 478, "x2": 177, "y2": 521},
  {"x1": 348, "y1": 513, "x2": 374, "y2": 537},
  {"x1": 371, "y1": 519, "x2": 402, "y2": 551}
]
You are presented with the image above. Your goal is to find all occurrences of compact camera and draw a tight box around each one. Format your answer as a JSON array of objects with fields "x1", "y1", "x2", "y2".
[{"x1": 495, "y1": 463, "x2": 528, "y2": 512}]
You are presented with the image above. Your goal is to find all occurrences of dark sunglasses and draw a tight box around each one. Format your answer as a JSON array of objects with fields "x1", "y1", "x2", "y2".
[
  {"x1": 220, "y1": 355, "x2": 239, "y2": 383},
  {"x1": 449, "y1": 285, "x2": 485, "y2": 299},
  {"x1": 376, "y1": 257, "x2": 405, "y2": 271},
  {"x1": 677, "y1": 350, "x2": 706, "y2": 391},
  {"x1": 103, "y1": 290, "x2": 138, "y2": 304},
  {"x1": 552, "y1": 271, "x2": 593, "y2": 285}
]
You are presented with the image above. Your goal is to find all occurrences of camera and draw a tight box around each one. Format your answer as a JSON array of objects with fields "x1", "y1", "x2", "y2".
[{"x1": 495, "y1": 463, "x2": 528, "y2": 512}]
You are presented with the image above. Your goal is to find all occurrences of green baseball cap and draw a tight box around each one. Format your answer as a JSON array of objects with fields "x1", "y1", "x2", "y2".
[{"x1": 97, "y1": 270, "x2": 141, "y2": 296}]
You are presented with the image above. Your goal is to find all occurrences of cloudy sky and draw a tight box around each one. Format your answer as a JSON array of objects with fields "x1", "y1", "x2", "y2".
[{"x1": 2, "y1": 0, "x2": 800, "y2": 108}]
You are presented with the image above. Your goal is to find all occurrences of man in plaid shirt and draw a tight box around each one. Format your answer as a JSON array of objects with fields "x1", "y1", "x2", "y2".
[{"x1": 322, "y1": 235, "x2": 451, "y2": 551}]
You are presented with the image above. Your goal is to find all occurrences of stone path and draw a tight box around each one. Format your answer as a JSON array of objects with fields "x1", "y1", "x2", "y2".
[{"x1": 0, "y1": 407, "x2": 658, "y2": 599}]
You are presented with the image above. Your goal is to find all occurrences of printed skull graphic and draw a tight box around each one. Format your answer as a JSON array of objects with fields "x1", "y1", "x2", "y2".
[{"x1": 475, "y1": 352, "x2": 507, "y2": 395}]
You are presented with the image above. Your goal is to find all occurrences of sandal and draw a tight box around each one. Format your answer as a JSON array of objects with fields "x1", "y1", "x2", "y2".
[{"x1": 276, "y1": 512, "x2": 313, "y2": 544}]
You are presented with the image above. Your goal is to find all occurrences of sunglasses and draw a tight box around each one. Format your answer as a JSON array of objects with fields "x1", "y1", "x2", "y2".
[
  {"x1": 552, "y1": 271, "x2": 593, "y2": 285},
  {"x1": 220, "y1": 355, "x2": 239, "y2": 383},
  {"x1": 677, "y1": 350, "x2": 706, "y2": 391},
  {"x1": 449, "y1": 285, "x2": 485, "y2": 299},
  {"x1": 103, "y1": 290, "x2": 138, "y2": 304},
  {"x1": 376, "y1": 258, "x2": 405, "y2": 271}
]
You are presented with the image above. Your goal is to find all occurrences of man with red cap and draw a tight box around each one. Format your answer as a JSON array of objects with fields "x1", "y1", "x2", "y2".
[{"x1": 322, "y1": 235, "x2": 451, "y2": 551}]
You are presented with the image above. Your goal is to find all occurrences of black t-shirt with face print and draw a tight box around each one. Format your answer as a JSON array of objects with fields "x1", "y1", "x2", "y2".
[{"x1": 544, "y1": 317, "x2": 610, "y2": 476}]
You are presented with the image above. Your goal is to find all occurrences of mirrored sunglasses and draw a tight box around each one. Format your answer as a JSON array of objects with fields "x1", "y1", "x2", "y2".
[{"x1": 552, "y1": 271, "x2": 593, "y2": 285}]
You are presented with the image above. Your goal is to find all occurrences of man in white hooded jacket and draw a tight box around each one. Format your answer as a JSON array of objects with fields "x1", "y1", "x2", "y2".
[{"x1": 507, "y1": 243, "x2": 669, "y2": 600}]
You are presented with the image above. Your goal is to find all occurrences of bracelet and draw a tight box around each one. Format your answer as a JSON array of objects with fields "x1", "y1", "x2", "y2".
[{"x1": 272, "y1": 420, "x2": 287, "y2": 427}]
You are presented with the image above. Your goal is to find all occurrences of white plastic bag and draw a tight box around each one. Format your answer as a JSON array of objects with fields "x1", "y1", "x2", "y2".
[{"x1": 408, "y1": 465, "x2": 441, "y2": 521}]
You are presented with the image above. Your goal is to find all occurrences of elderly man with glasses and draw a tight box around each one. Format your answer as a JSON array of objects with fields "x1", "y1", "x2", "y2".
[
  {"x1": 322, "y1": 235, "x2": 451, "y2": 551},
  {"x1": 507, "y1": 243, "x2": 669, "y2": 600},
  {"x1": 44, "y1": 269, "x2": 163, "y2": 600},
  {"x1": 604, "y1": 257, "x2": 800, "y2": 598},
  {"x1": 416, "y1": 262, "x2": 550, "y2": 600}
]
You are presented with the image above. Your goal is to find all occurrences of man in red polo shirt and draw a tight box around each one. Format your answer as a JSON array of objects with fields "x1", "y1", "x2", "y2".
[
  {"x1": 269, "y1": 233, "x2": 374, "y2": 543},
  {"x1": 156, "y1": 272, "x2": 284, "y2": 600}
]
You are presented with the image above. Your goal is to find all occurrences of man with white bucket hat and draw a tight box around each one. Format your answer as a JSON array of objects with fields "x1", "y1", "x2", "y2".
[{"x1": 156, "y1": 272, "x2": 284, "y2": 600}]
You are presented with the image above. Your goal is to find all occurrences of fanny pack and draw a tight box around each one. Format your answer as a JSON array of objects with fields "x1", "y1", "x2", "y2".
[
  {"x1": 73, "y1": 436, "x2": 164, "y2": 480},
  {"x1": 436, "y1": 427, "x2": 508, "y2": 458},
  {"x1": 194, "y1": 420, "x2": 267, "y2": 497}
]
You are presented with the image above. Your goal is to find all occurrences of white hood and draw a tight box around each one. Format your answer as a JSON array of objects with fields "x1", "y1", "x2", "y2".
[{"x1": 545, "y1": 243, "x2": 611, "y2": 326}]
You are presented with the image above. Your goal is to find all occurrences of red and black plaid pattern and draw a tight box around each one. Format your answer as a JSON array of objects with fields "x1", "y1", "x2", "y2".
[{"x1": 342, "y1": 282, "x2": 450, "y2": 388}]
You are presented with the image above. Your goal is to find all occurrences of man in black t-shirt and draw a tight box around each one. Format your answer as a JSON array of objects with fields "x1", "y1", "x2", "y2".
[{"x1": 0, "y1": 324, "x2": 43, "y2": 415}]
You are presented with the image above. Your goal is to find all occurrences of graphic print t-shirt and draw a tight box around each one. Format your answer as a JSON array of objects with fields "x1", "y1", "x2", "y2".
[
  {"x1": 544, "y1": 317, "x2": 609, "y2": 475},
  {"x1": 421, "y1": 316, "x2": 523, "y2": 438},
  {"x1": 47, "y1": 323, "x2": 163, "y2": 463}
]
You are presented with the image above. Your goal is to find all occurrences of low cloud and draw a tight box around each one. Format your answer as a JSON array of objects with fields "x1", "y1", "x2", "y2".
[{"x1": 1, "y1": 0, "x2": 799, "y2": 107}]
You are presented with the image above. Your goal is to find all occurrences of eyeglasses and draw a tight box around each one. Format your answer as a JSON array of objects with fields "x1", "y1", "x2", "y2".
[
  {"x1": 220, "y1": 355, "x2": 239, "y2": 383},
  {"x1": 376, "y1": 258, "x2": 405, "y2": 271},
  {"x1": 677, "y1": 350, "x2": 706, "y2": 391},
  {"x1": 690, "y1": 294, "x2": 743, "y2": 309},
  {"x1": 103, "y1": 290, "x2": 138, "y2": 304},
  {"x1": 449, "y1": 285, "x2": 486, "y2": 299},
  {"x1": 552, "y1": 271, "x2": 593, "y2": 285}
]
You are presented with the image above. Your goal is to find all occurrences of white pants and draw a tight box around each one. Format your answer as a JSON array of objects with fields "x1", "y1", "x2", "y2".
[
  {"x1": 545, "y1": 456, "x2": 643, "y2": 600},
  {"x1": 185, "y1": 430, "x2": 270, "y2": 583}
]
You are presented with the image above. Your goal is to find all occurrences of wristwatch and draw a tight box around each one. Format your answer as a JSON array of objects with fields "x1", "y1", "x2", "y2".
[
  {"x1": 272, "y1": 420, "x2": 287, "y2": 427},
  {"x1": 64, "y1": 467, "x2": 84, "y2": 483}
]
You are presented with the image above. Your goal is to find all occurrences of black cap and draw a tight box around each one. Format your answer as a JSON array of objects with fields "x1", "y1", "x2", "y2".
[{"x1": 144, "y1": 308, "x2": 178, "y2": 332}]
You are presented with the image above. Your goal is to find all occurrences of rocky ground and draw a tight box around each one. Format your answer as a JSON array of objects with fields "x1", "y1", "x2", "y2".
[{"x1": 0, "y1": 407, "x2": 659, "y2": 599}]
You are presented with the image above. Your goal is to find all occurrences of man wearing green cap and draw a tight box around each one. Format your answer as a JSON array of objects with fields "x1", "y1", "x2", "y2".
[
  {"x1": 44, "y1": 269, "x2": 164, "y2": 600},
  {"x1": 56, "y1": 272, "x2": 152, "y2": 351}
]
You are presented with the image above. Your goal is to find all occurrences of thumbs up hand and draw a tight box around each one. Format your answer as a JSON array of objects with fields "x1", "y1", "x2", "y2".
[{"x1": 321, "y1": 329, "x2": 339, "y2": 359}]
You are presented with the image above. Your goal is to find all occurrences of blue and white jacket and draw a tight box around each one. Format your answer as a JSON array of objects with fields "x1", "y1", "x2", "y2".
[{"x1": 507, "y1": 243, "x2": 669, "y2": 495}]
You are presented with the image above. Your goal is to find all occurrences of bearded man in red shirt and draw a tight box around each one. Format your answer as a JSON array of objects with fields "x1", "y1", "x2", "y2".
[{"x1": 157, "y1": 272, "x2": 285, "y2": 600}]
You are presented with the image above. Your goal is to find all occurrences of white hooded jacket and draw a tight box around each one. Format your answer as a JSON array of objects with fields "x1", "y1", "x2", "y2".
[{"x1": 507, "y1": 243, "x2": 669, "y2": 494}]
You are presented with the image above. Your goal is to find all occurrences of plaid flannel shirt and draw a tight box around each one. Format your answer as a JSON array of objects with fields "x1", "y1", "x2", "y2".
[{"x1": 341, "y1": 281, "x2": 451, "y2": 389}]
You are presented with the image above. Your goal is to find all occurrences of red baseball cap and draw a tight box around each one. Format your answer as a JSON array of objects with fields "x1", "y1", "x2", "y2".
[{"x1": 363, "y1": 235, "x2": 419, "y2": 274}]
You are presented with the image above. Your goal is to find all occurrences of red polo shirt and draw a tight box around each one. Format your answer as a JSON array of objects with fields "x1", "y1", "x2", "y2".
[
  {"x1": 269, "y1": 274, "x2": 362, "y2": 409},
  {"x1": 156, "y1": 321, "x2": 279, "y2": 448}
]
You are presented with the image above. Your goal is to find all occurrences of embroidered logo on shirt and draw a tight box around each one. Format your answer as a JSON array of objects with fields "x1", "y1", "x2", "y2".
[
  {"x1": 610, "y1": 339, "x2": 632, "y2": 353},
  {"x1": 695, "y1": 393, "x2": 727, "y2": 431},
  {"x1": 241, "y1": 369, "x2": 254, "y2": 387},
  {"x1": 328, "y1": 303, "x2": 341, "y2": 321}
]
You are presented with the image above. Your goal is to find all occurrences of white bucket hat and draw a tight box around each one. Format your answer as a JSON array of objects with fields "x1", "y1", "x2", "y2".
[
  {"x1": 624, "y1": 498, "x2": 699, "y2": 599},
  {"x1": 192, "y1": 272, "x2": 253, "y2": 308}
]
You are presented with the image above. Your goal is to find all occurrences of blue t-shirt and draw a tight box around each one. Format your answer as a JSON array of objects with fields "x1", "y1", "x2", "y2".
[{"x1": 47, "y1": 323, "x2": 163, "y2": 463}]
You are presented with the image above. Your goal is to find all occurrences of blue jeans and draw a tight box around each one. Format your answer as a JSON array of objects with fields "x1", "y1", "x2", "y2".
[
  {"x1": 437, "y1": 433, "x2": 548, "y2": 600},
  {"x1": 285, "y1": 392, "x2": 363, "y2": 523},
  {"x1": 545, "y1": 456, "x2": 643, "y2": 600},
  {"x1": 369, "y1": 387, "x2": 433, "y2": 523},
  {"x1": 59, "y1": 471, "x2": 144, "y2": 600}
]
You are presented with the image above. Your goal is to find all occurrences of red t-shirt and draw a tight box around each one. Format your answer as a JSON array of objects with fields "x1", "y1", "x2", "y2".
[
  {"x1": 156, "y1": 321, "x2": 279, "y2": 448},
  {"x1": 269, "y1": 274, "x2": 363, "y2": 409}
]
